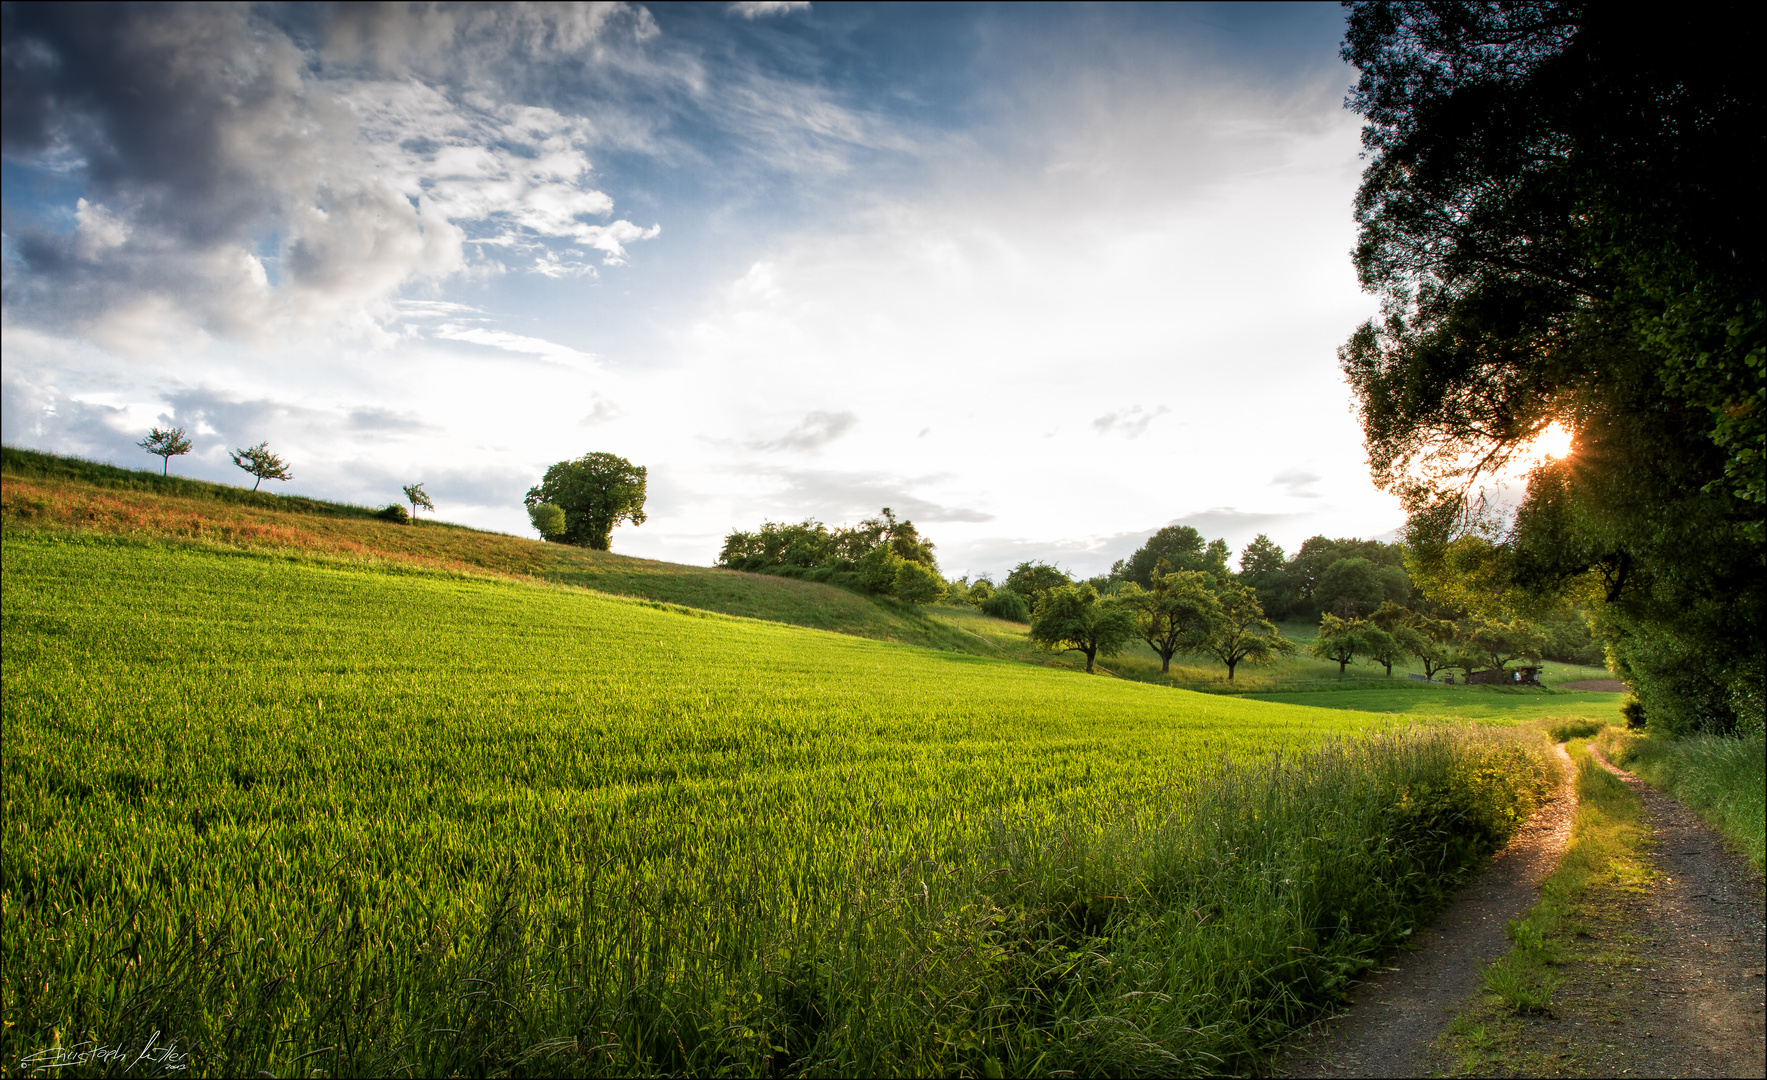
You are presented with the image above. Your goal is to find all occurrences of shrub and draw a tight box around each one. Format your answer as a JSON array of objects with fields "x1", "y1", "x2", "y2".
[
  {"x1": 980, "y1": 588, "x2": 1031, "y2": 622},
  {"x1": 377, "y1": 504, "x2": 410, "y2": 524},
  {"x1": 893, "y1": 560, "x2": 945, "y2": 605},
  {"x1": 1622, "y1": 697, "x2": 1646, "y2": 730},
  {"x1": 528, "y1": 502, "x2": 567, "y2": 542}
]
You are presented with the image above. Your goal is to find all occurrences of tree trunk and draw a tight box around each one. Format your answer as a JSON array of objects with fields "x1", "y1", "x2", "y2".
[
  {"x1": 1339, "y1": 658, "x2": 1348, "y2": 674},
  {"x1": 1160, "y1": 649, "x2": 1172, "y2": 673},
  {"x1": 1084, "y1": 645, "x2": 1097, "y2": 673},
  {"x1": 1225, "y1": 658, "x2": 1237, "y2": 681}
]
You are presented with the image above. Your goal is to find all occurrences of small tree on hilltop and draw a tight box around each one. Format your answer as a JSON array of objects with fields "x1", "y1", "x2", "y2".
[
  {"x1": 1029, "y1": 583, "x2": 1138, "y2": 673},
  {"x1": 1310, "y1": 613, "x2": 1364, "y2": 676},
  {"x1": 138, "y1": 426, "x2": 192, "y2": 476},
  {"x1": 1203, "y1": 580, "x2": 1295, "y2": 681},
  {"x1": 524, "y1": 452, "x2": 647, "y2": 550},
  {"x1": 229, "y1": 442, "x2": 292, "y2": 491},
  {"x1": 402, "y1": 482, "x2": 434, "y2": 520},
  {"x1": 1120, "y1": 566, "x2": 1221, "y2": 674}
]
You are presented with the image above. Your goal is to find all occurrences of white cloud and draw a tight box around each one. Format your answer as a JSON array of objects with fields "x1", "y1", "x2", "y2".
[{"x1": 729, "y1": 2, "x2": 812, "y2": 18}]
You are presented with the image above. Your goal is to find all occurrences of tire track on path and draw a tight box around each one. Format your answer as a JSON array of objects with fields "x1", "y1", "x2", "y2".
[
  {"x1": 1571, "y1": 745, "x2": 1766, "y2": 1077},
  {"x1": 1277, "y1": 743, "x2": 1576, "y2": 1078}
]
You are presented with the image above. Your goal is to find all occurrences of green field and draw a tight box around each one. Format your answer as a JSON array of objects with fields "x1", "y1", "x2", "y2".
[{"x1": 2, "y1": 532, "x2": 1555, "y2": 1076}]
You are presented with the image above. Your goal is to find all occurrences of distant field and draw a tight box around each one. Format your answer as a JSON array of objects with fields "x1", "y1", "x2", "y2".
[{"x1": 2, "y1": 534, "x2": 1552, "y2": 1076}]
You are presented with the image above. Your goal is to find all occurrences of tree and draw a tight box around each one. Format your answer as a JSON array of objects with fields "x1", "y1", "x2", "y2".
[
  {"x1": 1119, "y1": 569, "x2": 1221, "y2": 674},
  {"x1": 1459, "y1": 617, "x2": 1548, "y2": 675},
  {"x1": 1238, "y1": 534, "x2": 1289, "y2": 616},
  {"x1": 229, "y1": 442, "x2": 292, "y2": 491},
  {"x1": 1317, "y1": 557, "x2": 1386, "y2": 618},
  {"x1": 1360, "y1": 625, "x2": 1404, "y2": 677},
  {"x1": 137, "y1": 426, "x2": 191, "y2": 476},
  {"x1": 1003, "y1": 561, "x2": 1072, "y2": 615},
  {"x1": 524, "y1": 453, "x2": 647, "y2": 551},
  {"x1": 1112, "y1": 525, "x2": 1231, "y2": 587},
  {"x1": 402, "y1": 483, "x2": 434, "y2": 520},
  {"x1": 529, "y1": 502, "x2": 567, "y2": 541},
  {"x1": 1310, "y1": 613, "x2": 1364, "y2": 675},
  {"x1": 893, "y1": 559, "x2": 946, "y2": 605},
  {"x1": 980, "y1": 589, "x2": 1031, "y2": 622},
  {"x1": 1340, "y1": 3, "x2": 1764, "y2": 733},
  {"x1": 855, "y1": 544, "x2": 903, "y2": 595},
  {"x1": 1203, "y1": 580, "x2": 1295, "y2": 681},
  {"x1": 1028, "y1": 584, "x2": 1138, "y2": 673}
]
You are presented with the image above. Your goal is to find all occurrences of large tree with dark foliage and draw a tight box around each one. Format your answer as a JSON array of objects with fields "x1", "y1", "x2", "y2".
[
  {"x1": 1340, "y1": 1, "x2": 1764, "y2": 734},
  {"x1": 525, "y1": 453, "x2": 647, "y2": 551}
]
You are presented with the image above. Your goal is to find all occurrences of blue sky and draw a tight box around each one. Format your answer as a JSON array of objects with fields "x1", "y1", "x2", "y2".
[{"x1": 1, "y1": 1, "x2": 1401, "y2": 577}]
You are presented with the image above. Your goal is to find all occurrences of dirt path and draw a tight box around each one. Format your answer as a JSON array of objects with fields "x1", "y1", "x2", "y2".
[
  {"x1": 1277, "y1": 743, "x2": 1578, "y2": 1078},
  {"x1": 1561, "y1": 746, "x2": 1767, "y2": 1077}
]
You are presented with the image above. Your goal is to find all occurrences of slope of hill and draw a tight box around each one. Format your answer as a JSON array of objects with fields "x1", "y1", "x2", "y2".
[
  {"x1": 1, "y1": 527, "x2": 1554, "y2": 1077},
  {"x1": 0, "y1": 445, "x2": 983, "y2": 652}
]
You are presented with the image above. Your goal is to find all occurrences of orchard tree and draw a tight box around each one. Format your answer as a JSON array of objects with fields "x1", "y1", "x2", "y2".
[
  {"x1": 524, "y1": 452, "x2": 647, "y2": 550},
  {"x1": 138, "y1": 426, "x2": 192, "y2": 475},
  {"x1": 1029, "y1": 583, "x2": 1137, "y2": 673},
  {"x1": 402, "y1": 483, "x2": 434, "y2": 520},
  {"x1": 229, "y1": 442, "x2": 292, "y2": 491},
  {"x1": 1460, "y1": 617, "x2": 1548, "y2": 675},
  {"x1": 1120, "y1": 568, "x2": 1221, "y2": 674},
  {"x1": 1003, "y1": 561, "x2": 1072, "y2": 615},
  {"x1": 1310, "y1": 613, "x2": 1365, "y2": 675},
  {"x1": 1204, "y1": 580, "x2": 1295, "y2": 681},
  {"x1": 1359, "y1": 624, "x2": 1404, "y2": 677}
]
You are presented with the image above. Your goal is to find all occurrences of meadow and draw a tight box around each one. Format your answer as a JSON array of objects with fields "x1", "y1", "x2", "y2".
[{"x1": 3, "y1": 531, "x2": 1557, "y2": 1077}]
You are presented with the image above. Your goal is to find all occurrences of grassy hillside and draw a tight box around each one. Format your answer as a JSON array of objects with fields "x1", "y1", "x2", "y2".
[
  {"x1": 0, "y1": 446, "x2": 982, "y2": 652},
  {"x1": 2, "y1": 533, "x2": 1552, "y2": 1076}
]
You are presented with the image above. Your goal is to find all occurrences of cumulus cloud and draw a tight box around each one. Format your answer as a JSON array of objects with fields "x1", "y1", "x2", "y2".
[
  {"x1": 0, "y1": 3, "x2": 658, "y2": 343},
  {"x1": 749, "y1": 410, "x2": 858, "y2": 451}
]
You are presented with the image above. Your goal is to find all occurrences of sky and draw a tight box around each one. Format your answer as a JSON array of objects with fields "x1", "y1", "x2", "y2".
[{"x1": 1, "y1": 1, "x2": 1402, "y2": 579}]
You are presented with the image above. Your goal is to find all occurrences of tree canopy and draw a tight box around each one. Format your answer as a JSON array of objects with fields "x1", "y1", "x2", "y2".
[
  {"x1": 1119, "y1": 568, "x2": 1220, "y2": 674},
  {"x1": 1340, "y1": 1, "x2": 1764, "y2": 734},
  {"x1": 1112, "y1": 525, "x2": 1230, "y2": 587},
  {"x1": 1202, "y1": 580, "x2": 1294, "y2": 681},
  {"x1": 229, "y1": 442, "x2": 292, "y2": 491},
  {"x1": 1028, "y1": 584, "x2": 1138, "y2": 673},
  {"x1": 138, "y1": 426, "x2": 192, "y2": 476},
  {"x1": 524, "y1": 453, "x2": 647, "y2": 551}
]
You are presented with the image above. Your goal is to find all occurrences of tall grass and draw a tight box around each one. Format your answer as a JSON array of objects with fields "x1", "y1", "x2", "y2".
[
  {"x1": 2, "y1": 536, "x2": 1553, "y2": 1076},
  {"x1": 1598, "y1": 728, "x2": 1766, "y2": 871}
]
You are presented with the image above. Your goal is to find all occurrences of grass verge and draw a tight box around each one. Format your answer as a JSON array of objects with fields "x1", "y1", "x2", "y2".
[
  {"x1": 1433, "y1": 738, "x2": 1656, "y2": 1076},
  {"x1": 1596, "y1": 727, "x2": 1766, "y2": 872}
]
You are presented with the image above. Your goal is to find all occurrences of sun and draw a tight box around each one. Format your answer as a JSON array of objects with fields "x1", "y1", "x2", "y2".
[{"x1": 1535, "y1": 420, "x2": 1575, "y2": 460}]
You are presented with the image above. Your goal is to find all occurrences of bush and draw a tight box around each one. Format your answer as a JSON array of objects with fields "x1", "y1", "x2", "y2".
[
  {"x1": 893, "y1": 560, "x2": 946, "y2": 605},
  {"x1": 528, "y1": 502, "x2": 567, "y2": 542},
  {"x1": 1622, "y1": 697, "x2": 1646, "y2": 730},
  {"x1": 980, "y1": 589, "x2": 1031, "y2": 622},
  {"x1": 377, "y1": 504, "x2": 410, "y2": 524}
]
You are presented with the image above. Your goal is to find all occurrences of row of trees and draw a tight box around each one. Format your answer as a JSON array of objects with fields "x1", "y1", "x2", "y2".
[
  {"x1": 1309, "y1": 604, "x2": 1548, "y2": 682},
  {"x1": 140, "y1": 426, "x2": 295, "y2": 491},
  {"x1": 139, "y1": 425, "x2": 435, "y2": 520},
  {"x1": 716, "y1": 509, "x2": 947, "y2": 603}
]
